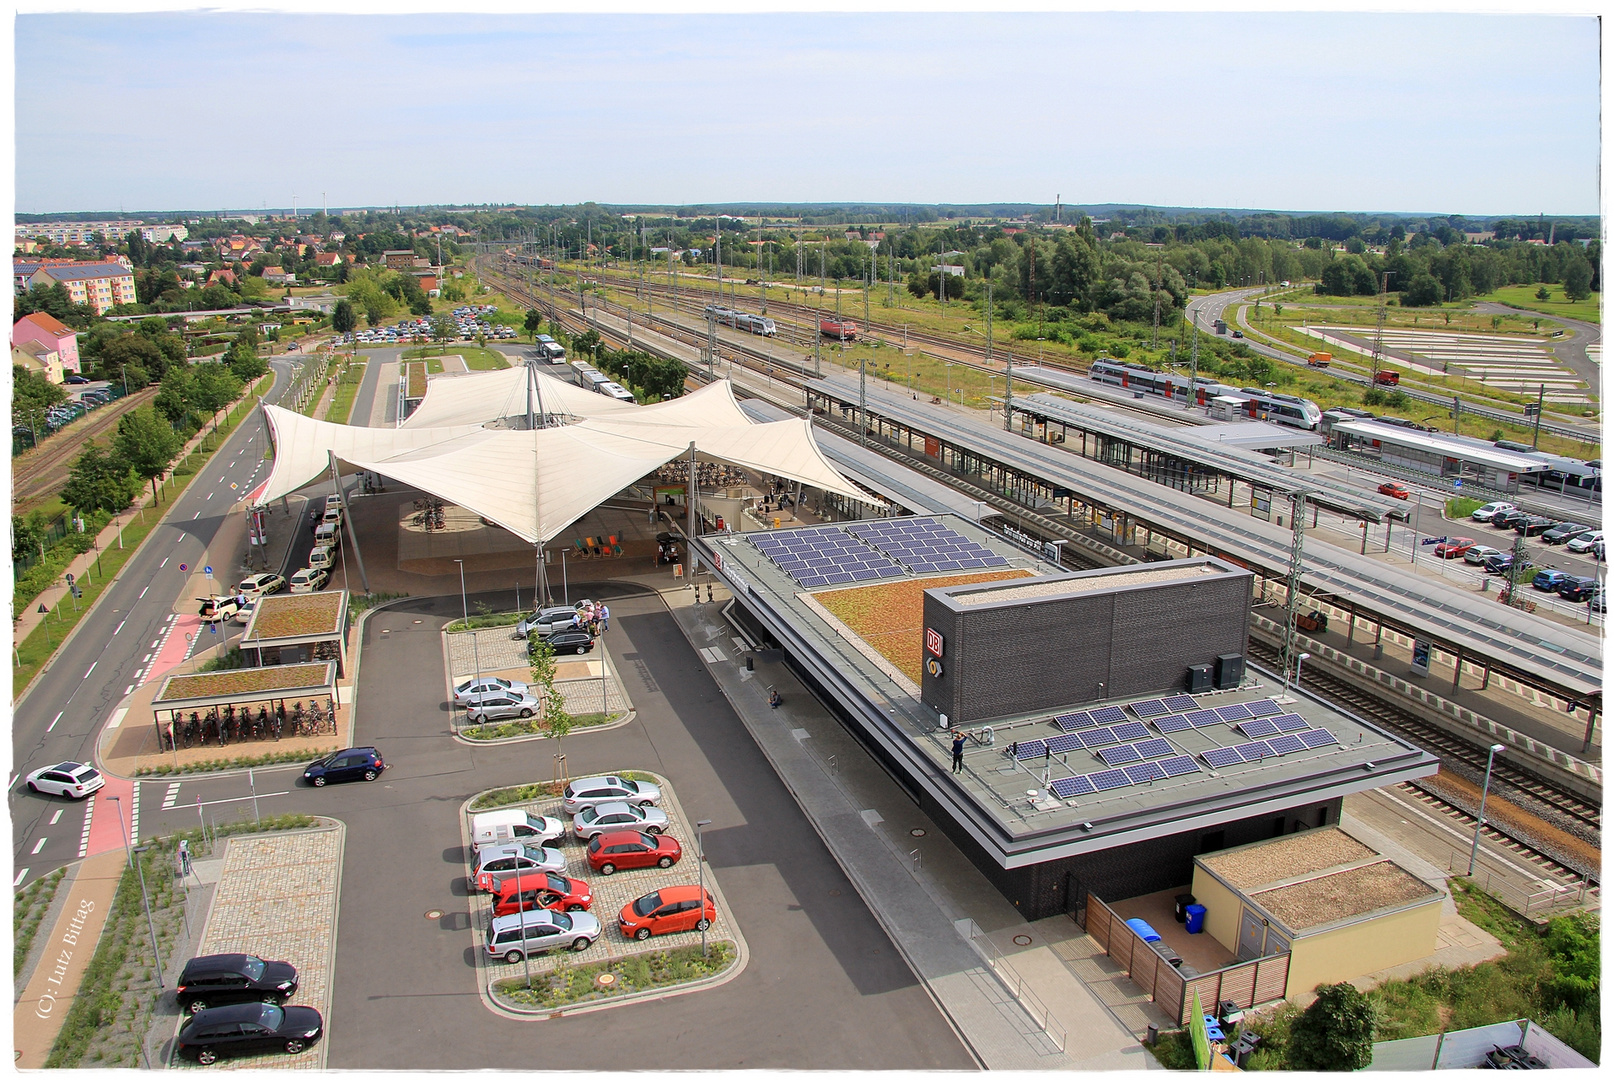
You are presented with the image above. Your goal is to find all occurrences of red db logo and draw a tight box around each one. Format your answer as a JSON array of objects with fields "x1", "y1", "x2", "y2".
[{"x1": 925, "y1": 628, "x2": 944, "y2": 657}]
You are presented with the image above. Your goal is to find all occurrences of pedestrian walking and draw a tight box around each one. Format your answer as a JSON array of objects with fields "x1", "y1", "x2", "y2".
[
  {"x1": 951, "y1": 731, "x2": 965, "y2": 773},
  {"x1": 599, "y1": 604, "x2": 610, "y2": 633}
]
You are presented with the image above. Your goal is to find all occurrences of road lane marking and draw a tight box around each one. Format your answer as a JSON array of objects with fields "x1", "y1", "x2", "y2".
[
  {"x1": 162, "y1": 782, "x2": 181, "y2": 810},
  {"x1": 77, "y1": 797, "x2": 95, "y2": 857},
  {"x1": 139, "y1": 585, "x2": 150, "y2": 599},
  {"x1": 130, "y1": 784, "x2": 140, "y2": 845},
  {"x1": 31, "y1": 838, "x2": 46, "y2": 854},
  {"x1": 48, "y1": 711, "x2": 63, "y2": 731},
  {"x1": 84, "y1": 663, "x2": 96, "y2": 678},
  {"x1": 114, "y1": 619, "x2": 125, "y2": 635},
  {"x1": 207, "y1": 492, "x2": 213, "y2": 500},
  {"x1": 49, "y1": 809, "x2": 63, "y2": 825},
  {"x1": 191, "y1": 512, "x2": 200, "y2": 520},
  {"x1": 160, "y1": 558, "x2": 168, "y2": 568},
  {"x1": 13, "y1": 868, "x2": 28, "y2": 887},
  {"x1": 107, "y1": 708, "x2": 128, "y2": 729},
  {"x1": 125, "y1": 684, "x2": 134, "y2": 695},
  {"x1": 143, "y1": 653, "x2": 152, "y2": 663}
]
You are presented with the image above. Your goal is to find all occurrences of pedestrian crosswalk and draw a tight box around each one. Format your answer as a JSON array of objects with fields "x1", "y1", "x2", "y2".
[
  {"x1": 77, "y1": 796, "x2": 95, "y2": 857},
  {"x1": 162, "y1": 781, "x2": 182, "y2": 810}
]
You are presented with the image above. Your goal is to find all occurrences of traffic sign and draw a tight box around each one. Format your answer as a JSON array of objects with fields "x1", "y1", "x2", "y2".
[
  {"x1": 1453, "y1": 479, "x2": 1463, "y2": 489},
  {"x1": 209, "y1": 623, "x2": 217, "y2": 634},
  {"x1": 64, "y1": 573, "x2": 74, "y2": 584},
  {"x1": 37, "y1": 604, "x2": 48, "y2": 614},
  {"x1": 204, "y1": 565, "x2": 213, "y2": 576},
  {"x1": 1422, "y1": 536, "x2": 1446, "y2": 546},
  {"x1": 179, "y1": 563, "x2": 188, "y2": 573}
]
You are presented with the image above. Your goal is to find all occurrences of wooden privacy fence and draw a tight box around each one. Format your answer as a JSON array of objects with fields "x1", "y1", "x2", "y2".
[{"x1": 1087, "y1": 894, "x2": 1290, "y2": 1026}]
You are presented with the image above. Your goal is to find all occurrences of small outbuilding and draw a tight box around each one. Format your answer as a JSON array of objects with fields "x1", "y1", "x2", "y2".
[
  {"x1": 240, "y1": 591, "x2": 349, "y2": 676},
  {"x1": 1190, "y1": 826, "x2": 1443, "y2": 996}
]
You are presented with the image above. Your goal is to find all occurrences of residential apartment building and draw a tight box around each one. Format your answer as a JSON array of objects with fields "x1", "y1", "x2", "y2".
[
  {"x1": 12, "y1": 311, "x2": 82, "y2": 375},
  {"x1": 25, "y1": 262, "x2": 138, "y2": 314},
  {"x1": 14, "y1": 220, "x2": 186, "y2": 245}
]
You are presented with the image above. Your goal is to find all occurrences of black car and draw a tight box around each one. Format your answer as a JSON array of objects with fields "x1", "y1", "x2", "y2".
[
  {"x1": 1482, "y1": 553, "x2": 1531, "y2": 576},
  {"x1": 1514, "y1": 516, "x2": 1557, "y2": 537},
  {"x1": 174, "y1": 1001, "x2": 324, "y2": 1064},
  {"x1": 302, "y1": 746, "x2": 385, "y2": 787},
  {"x1": 1542, "y1": 522, "x2": 1592, "y2": 545},
  {"x1": 1558, "y1": 576, "x2": 1599, "y2": 603},
  {"x1": 546, "y1": 628, "x2": 595, "y2": 655},
  {"x1": 176, "y1": 954, "x2": 298, "y2": 1014},
  {"x1": 1492, "y1": 508, "x2": 1530, "y2": 530}
]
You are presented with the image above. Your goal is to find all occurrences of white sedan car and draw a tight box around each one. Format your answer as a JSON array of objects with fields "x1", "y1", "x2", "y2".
[
  {"x1": 454, "y1": 676, "x2": 531, "y2": 705},
  {"x1": 1463, "y1": 544, "x2": 1505, "y2": 566},
  {"x1": 572, "y1": 801, "x2": 669, "y2": 841},
  {"x1": 26, "y1": 761, "x2": 105, "y2": 799},
  {"x1": 289, "y1": 567, "x2": 329, "y2": 593}
]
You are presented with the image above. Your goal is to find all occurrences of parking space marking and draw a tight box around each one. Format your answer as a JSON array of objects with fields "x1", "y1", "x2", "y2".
[{"x1": 77, "y1": 797, "x2": 95, "y2": 857}]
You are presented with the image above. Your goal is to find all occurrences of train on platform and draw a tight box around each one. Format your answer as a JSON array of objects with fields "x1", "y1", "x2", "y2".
[
  {"x1": 566, "y1": 360, "x2": 638, "y2": 404},
  {"x1": 702, "y1": 305, "x2": 777, "y2": 337},
  {"x1": 1088, "y1": 359, "x2": 1321, "y2": 430}
]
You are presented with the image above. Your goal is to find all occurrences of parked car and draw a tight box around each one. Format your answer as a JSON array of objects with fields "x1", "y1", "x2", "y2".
[
  {"x1": 25, "y1": 761, "x2": 104, "y2": 799},
  {"x1": 198, "y1": 595, "x2": 242, "y2": 623},
  {"x1": 1470, "y1": 501, "x2": 1516, "y2": 522},
  {"x1": 490, "y1": 872, "x2": 593, "y2": 917},
  {"x1": 1492, "y1": 508, "x2": 1530, "y2": 530},
  {"x1": 1463, "y1": 545, "x2": 1504, "y2": 566},
  {"x1": 586, "y1": 830, "x2": 682, "y2": 875},
  {"x1": 289, "y1": 567, "x2": 329, "y2": 593},
  {"x1": 471, "y1": 809, "x2": 564, "y2": 850},
  {"x1": 1515, "y1": 516, "x2": 1557, "y2": 537},
  {"x1": 484, "y1": 909, "x2": 601, "y2": 964},
  {"x1": 234, "y1": 600, "x2": 257, "y2": 626},
  {"x1": 562, "y1": 774, "x2": 663, "y2": 814},
  {"x1": 472, "y1": 843, "x2": 567, "y2": 893},
  {"x1": 1432, "y1": 537, "x2": 1475, "y2": 559},
  {"x1": 572, "y1": 801, "x2": 669, "y2": 841},
  {"x1": 176, "y1": 954, "x2": 298, "y2": 1015},
  {"x1": 64, "y1": 374, "x2": 89, "y2": 385},
  {"x1": 1542, "y1": 522, "x2": 1593, "y2": 545},
  {"x1": 546, "y1": 628, "x2": 595, "y2": 655},
  {"x1": 1566, "y1": 531, "x2": 1604, "y2": 555},
  {"x1": 173, "y1": 1002, "x2": 323, "y2": 1064},
  {"x1": 514, "y1": 604, "x2": 589, "y2": 638},
  {"x1": 1377, "y1": 481, "x2": 1411, "y2": 500},
  {"x1": 1590, "y1": 587, "x2": 1606, "y2": 613},
  {"x1": 618, "y1": 885, "x2": 715, "y2": 941},
  {"x1": 236, "y1": 573, "x2": 285, "y2": 598},
  {"x1": 302, "y1": 746, "x2": 385, "y2": 787},
  {"x1": 453, "y1": 676, "x2": 530, "y2": 705},
  {"x1": 1557, "y1": 576, "x2": 1599, "y2": 603},
  {"x1": 465, "y1": 692, "x2": 542, "y2": 724},
  {"x1": 1482, "y1": 553, "x2": 1531, "y2": 576},
  {"x1": 1531, "y1": 569, "x2": 1569, "y2": 592}
]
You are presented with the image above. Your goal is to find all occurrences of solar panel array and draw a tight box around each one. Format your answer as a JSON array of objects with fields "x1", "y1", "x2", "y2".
[
  {"x1": 748, "y1": 526, "x2": 903, "y2": 588},
  {"x1": 1201, "y1": 728, "x2": 1338, "y2": 768},
  {"x1": 1053, "y1": 711, "x2": 1099, "y2": 732},
  {"x1": 1152, "y1": 714, "x2": 1194, "y2": 735},
  {"x1": 1239, "y1": 713, "x2": 1310, "y2": 739},
  {"x1": 1089, "y1": 706, "x2": 1129, "y2": 726},
  {"x1": 1048, "y1": 754, "x2": 1201, "y2": 799},
  {"x1": 1098, "y1": 743, "x2": 1142, "y2": 767},
  {"x1": 845, "y1": 518, "x2": 1010, "y2": 574}
]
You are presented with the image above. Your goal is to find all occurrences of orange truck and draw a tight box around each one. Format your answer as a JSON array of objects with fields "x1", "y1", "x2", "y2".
[{"x1": 1307, "y1": 352, "x2": 1332, "y2": 368}]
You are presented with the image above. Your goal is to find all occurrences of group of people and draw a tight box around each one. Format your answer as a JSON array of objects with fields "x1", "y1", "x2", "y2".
[{"x1": 571, "y1": 599, "x2": 610, "y2": 635}]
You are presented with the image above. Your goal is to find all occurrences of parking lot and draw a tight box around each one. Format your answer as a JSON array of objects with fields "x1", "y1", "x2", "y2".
[{"x1": 345, "y1": 305, "x2": 518, "y2": 347}]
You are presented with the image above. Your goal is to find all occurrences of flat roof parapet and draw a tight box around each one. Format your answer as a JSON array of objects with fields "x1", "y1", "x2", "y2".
[{"x1": 948, "y1": 561, "x2": 1227, "y2": 607}]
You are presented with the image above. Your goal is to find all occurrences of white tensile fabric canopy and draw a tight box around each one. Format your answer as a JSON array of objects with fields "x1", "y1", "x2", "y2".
[
  {"x1": 253, "y1": 378, "x2": 870, "y2": 544},
  {"x1": 399, "y1": 365, "x2": 637, "y2": 428}
]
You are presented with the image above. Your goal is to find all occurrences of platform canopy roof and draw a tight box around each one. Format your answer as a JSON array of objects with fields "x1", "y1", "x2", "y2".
[
  {"x1": 253, "y1": 377, "x2": 871, "y2": 544},
  {"x1": 400, "y1": 365, "x2": 635, "y2": 428}
]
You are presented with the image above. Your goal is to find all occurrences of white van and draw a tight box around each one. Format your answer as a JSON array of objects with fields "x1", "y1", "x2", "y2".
[
  {"x1": 314, "y1": 521, "x2": 341, "y2": 549},
  {"x1": 471, "y1": 809, "x2": 564, "y2": 851},
  {"x1": 308, "y1": 543, "x2": 335, "y2": 570}
]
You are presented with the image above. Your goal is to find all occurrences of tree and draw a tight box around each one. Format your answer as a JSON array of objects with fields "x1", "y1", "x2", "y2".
[
  {"x1": 1562, "y1": 255, "x2": 1593, "y2": 302},
  {"x1": 1401, "y1": 273, "x2": 1444, "y2": 308},
  {"x1": 332, "y1": 299, "x2": 357, "y2": 335},
  {"x1": 12, "y1": 365, "x2": 69, "y2": 440},
  {"x1": 153, "y1": 363, "x2": 198, "y2": 426},
  {"x1": 227, "y1": 343, "x2": 268, "y2": 382},
  {"x1": 112, "y1": 406, "x2": 182, "y2": 503},
  {"x1": 192, "y1": 362, "x2": 244, "y2": 430},
  {"x1": 61, "y1": 441, "x2": 142, "y2": 515},
  {"x1": 431, "y1": 311, "x2": 458, "y2": 351},
  {"x1": 528, "y1": 637, "x2": 573, "y2": 738},
  {"x1": 524, "y1": 308, "x2": 543, "y2": 339},
  {"x1": 1287, "y1": 982, "x2": 1376, "y2": 1071}
]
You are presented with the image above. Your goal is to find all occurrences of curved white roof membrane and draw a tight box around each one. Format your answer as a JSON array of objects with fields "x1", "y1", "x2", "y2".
[
  {"x1": 400, "y1": 365, "x2": 636, "y2": 428},
  {"x1": 254, "y1": 377, "x2": 871, "y2": 544}
]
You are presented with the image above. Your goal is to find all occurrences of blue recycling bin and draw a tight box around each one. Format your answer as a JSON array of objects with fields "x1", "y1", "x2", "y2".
[
  {"x1": 1125, "y1": 918, "x2": 1162, "y2": 943},
  {"x1": 1185, "y1": 904, "x2": 1207, "y2": 934}
]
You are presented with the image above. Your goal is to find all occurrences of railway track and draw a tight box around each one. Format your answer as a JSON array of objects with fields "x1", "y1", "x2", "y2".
[
  {"x1": 1395, "y1": 782, "x2": 1598, "y2": 892},
  {"x1": 11, "y1": 387, "x2": 158, "y2": 510}
]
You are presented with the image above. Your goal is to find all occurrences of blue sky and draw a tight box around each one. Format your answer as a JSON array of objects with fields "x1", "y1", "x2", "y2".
[{"x1": 13, "y1": 11, "x2": 1602, "y2": 216}]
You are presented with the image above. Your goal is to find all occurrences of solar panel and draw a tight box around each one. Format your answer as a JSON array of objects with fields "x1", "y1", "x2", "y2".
[
  {"x1": 1053, "y1": 711, "x2": 1096, "y2": 732},
  {"x1": 1186, "y1": 710, "x2": 1224, "y2": 728},
  {"x1": 1245, "y1": 699, "x2": 1283, "y2": 719},
  {"x1": 1089, "y1": 706, "x2": 1128, "y2": 726},
  {"x1": 845, "y1": 518, "x2": 1010, "y2": 574},
  {"x1": 1162, "y1": 694, "x2": 1200, "y2": 712},
  {"x1": 1089, "y1": 769, "x2": 1132, "y2": 792},
  {"x1": 1202, "y1": 747, "x2": 1244, "y2": 769},
  {"x1": 1268, "y1": 734, "x2": 1306, "y2": 755},
  {"x1": 1098, "y1": 744, "x2": 1142, "y2": 767},
  {"x1": 1045, "y1": 733, "x2": 1083, "y2": 754},
  {"x1": 1237, "y1": 718, "x2": 1280, "y2": 738},
  {"x1": 1159, "y1": 755, "x2": 1200, "y2": 778},
  {"x1": 1272, "y1": 714, "x2": 1310, "y2": 733},
  {"x1": 1239, "y1": 741, "x2": 1275, "y2": 762},
  {"x1": 1110, "y1": 722, "x2": 1149, "y2": 741},
  {"x1": 1129, "y1": 698, "x2": 1171, "y2": 720},
  {"x1": 1050, "y1": 775, "x2": 1095, "y2": 798},
  {"x1": 1013, "y1": 739, "x2": 1048, "y2": 760},
  {"x1": 1135, "y1": 738, "x2": 1174, "y2": 760},
  {"x1": 747, "y1": 526, "x2": 902, "y2": 587},
  {"x1": 1078, "y1": 728, "x2": 1119, "y2": 749},
  {"x1": 1153, "y1": 714, "x2": 1193, "y2": 735},
  {"x1": 1215, "y1": 703, "x2": 1254, "y2": 722},
  {"x1": 1298, "y1": 728, "x2": 1338, "y2": 749},
  {"x1": 1124, "y1": 762, "x2": 1167, "y2": 784}
]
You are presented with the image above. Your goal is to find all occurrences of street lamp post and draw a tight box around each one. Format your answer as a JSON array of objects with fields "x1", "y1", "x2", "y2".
[
  {"x1": 1468, "y1": 743, "x2": 1506, "y2": 876},
  {"x1": 455, "y1": 559, "x2": 482, "y2": 726},
  {"x1": 695, "y1": 818, "x2": 713, "y2": 957},
  {"x1": 1294, "y1": 651, "x2": 1310, "y2": 696}
]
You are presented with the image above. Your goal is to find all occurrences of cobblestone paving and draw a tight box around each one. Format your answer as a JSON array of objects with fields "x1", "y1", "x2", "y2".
[
  {"x1": 467, "y1": 789, "x2": 734, "y2": 982},
  {"x1": 449, "y1": 627, "x2": 630, "y2": 718},
  {"x1": 185, "y1": 828, "x2": 343, "y2": 1069}
]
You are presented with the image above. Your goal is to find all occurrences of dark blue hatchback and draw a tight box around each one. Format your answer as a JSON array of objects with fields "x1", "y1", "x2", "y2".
[{"x1": 302, "y1": 746, "x2": 384, "y2": 787}]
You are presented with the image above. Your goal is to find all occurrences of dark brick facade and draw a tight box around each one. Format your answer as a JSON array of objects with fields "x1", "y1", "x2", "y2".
[{"x1": 920, "y1": 559, "x2": 1253, "y2": 723}]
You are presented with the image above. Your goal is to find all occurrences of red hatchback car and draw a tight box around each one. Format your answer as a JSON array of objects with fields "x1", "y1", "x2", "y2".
[
  {"x1": 490, "y1": 872, "x2": 593, "y2": 918},
  {"x1": 586, "y1": 830, "x2": 681, "y2": 875},
  {"x1": 1433, "y1": 537, "x2": 1476, "y2": 559},
  {"x1": 618, "y1": 885, "x2": 715, "y2": 941},
  {"x1": 1378, "y1": 481, "x2": 1411, "y2": 500}
]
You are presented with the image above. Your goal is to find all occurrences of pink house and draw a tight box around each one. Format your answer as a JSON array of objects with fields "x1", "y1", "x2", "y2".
[{"x1": 12, "y1": 312, "x2": 81, "y2": 374}]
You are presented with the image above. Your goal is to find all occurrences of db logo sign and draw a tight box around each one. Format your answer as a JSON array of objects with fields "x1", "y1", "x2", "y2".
[
  {"x1": 926, "y1": 658, "x2": 944, "y2": 678},
  {"x1": 925, "y1": 628, "x2": 944, "y2": 658}
]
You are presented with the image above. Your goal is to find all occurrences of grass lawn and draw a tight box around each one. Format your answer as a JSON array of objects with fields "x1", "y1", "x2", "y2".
[
  {"x1": 324, "y1": 361, "x2": 367, "y2": 425},
  {"x1": 403, "y1": 344, "x2": 510, "y2": 370},
  {"x1": 1481, "y1": 284, "x2": 1601, "y2": 325}
]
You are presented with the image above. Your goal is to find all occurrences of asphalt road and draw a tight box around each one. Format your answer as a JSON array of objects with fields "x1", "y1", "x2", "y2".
[
  {"x1": 123, "y1": 585, "x2": 973, "y2": 1068},
  {"x1": 9, "y1": 358, "x2": 300, "y2": 882}
]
